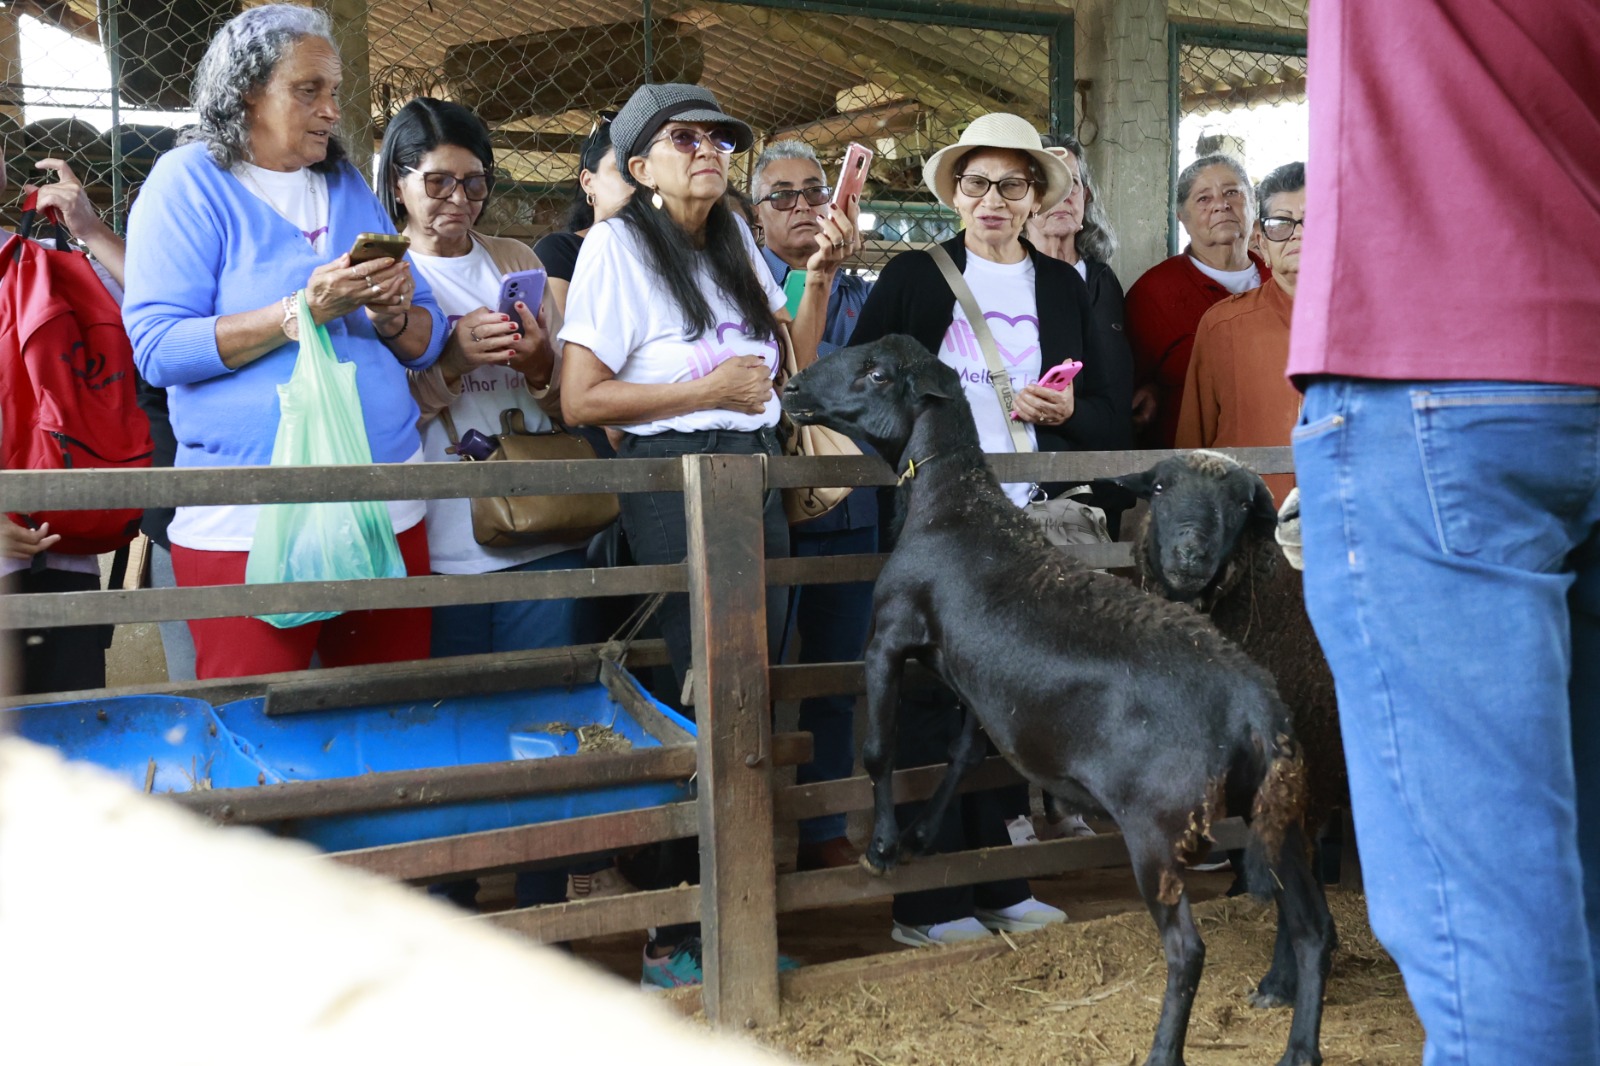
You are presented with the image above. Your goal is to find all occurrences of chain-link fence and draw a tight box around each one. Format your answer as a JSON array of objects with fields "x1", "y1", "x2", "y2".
[
  {"x1": 1167, "y1": 19, "x2": 1307, "y2": 252},
  {"x1": 1, "y1": 0, "x2": 1076, "y2": 271}
]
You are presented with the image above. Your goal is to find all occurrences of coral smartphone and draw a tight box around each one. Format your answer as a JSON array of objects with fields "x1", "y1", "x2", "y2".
[
  {"x1": 348, "y1": 232, "x2": 411, "y2": 264},
  {"x1": 1012, "y1": 361, "x2": 1084, "y2": 419},
  {"x1": 830, "y1": 142, "x2": 874, "y2": 212},
  {"x1": 498, "y1": 268, "x2": 547, "y2": 319},
  {"x1": 1038, "y1": 360, "x2": 1083, "y2": 391}
]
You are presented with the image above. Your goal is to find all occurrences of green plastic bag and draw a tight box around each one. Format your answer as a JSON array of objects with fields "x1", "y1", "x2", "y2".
[{"x1": 244, "y1": 293, "x2": 406, "y2": 628}]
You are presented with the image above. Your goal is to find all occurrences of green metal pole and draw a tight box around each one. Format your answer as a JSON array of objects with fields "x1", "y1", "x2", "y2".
[
  {"x1": 105, "y1": 0, "x2": 125, "y2": 236},
  {"x1": 1048, "y1": 14, "x2": 1073, "y2": 140},
  {"x1": 642, "y1": 0, "x2": 654, "y2": 84}
]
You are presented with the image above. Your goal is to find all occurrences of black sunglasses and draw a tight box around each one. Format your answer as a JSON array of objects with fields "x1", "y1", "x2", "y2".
[{"x1": 757, "y1": 185, "x2": 833, "y2": 211}]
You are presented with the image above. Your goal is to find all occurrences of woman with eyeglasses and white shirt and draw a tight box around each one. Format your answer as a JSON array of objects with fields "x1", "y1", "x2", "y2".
[
  {"x1": 558, "y1": 82, "x2": 855, "y2": 988},
  {"x1": 376, "y1": 98, "x2": 584, "y2": 660},
  {"x1": 848, "y1": 113, "x2": 1124, "y2": 951}
]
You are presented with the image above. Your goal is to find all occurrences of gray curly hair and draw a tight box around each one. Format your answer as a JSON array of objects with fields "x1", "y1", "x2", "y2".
[
  {"x1": 1175, "y1": 153, "x2": 1254, "y2": 213},
  {"x1": 178, "y1": 4, "x2": 346, "y2": 171}
]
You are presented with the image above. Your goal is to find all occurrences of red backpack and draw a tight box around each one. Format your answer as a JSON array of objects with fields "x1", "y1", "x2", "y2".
[{"x1": 0, "y1": 197, "x2": 152, "y2": 555}]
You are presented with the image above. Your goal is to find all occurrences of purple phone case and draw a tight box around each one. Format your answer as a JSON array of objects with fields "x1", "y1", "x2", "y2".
[{"x1": 498, "y1": 269, "x2": 546, "y2": 318}]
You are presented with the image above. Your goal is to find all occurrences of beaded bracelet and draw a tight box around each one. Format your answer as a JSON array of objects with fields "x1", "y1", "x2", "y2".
[{"x1": 373, "y1": 309, "x2": 409, "y2": 341}]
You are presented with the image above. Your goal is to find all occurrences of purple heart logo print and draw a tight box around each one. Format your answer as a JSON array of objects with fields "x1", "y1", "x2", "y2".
[
  {"x1": 940, "y1": 311, "x2": 1042, "y2": 376},
  {"x1": 687, "y1": 321, "x2": 781, "y2": 380}
]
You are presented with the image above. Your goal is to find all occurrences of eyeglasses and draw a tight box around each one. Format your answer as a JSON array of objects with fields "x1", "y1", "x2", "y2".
[
  {"x1": 405, "y1": 168, "x2": 491, "y2": 202},
  {"x1": 1260, "y1": 216, "x2": 1305, "y2": 242},
  {"x1": 757, "y1": 185, "x2": 833, "y2": 211},
  {"x1": 954, "y1": 173, "x2": 1037, "y2": 201},
  {"x1": 649, "y1": 126, "x2": 739, "y2": 156}
]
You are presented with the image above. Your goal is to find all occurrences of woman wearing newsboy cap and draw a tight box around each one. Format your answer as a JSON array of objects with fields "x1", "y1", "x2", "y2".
[
  {"x1": 849, "y1": 112, "x2": 1130, "y2": 950},
  {"x1": 557, "y1": 83, "x2": 855, "y2": 988}
]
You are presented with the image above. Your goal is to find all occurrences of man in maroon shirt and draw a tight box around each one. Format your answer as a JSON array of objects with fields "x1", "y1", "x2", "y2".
[
  {"x1": 1291, "y1": 3, "x2": 1600, "y2": 1064},
  {"x1": 1125, "y1": 154, "x2": 1269, "y2": 448}
]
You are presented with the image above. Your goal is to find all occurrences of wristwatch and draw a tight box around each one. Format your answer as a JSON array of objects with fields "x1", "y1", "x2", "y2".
[{"x1": 281, "y1": 291, "x2": 300, "y2": 341}]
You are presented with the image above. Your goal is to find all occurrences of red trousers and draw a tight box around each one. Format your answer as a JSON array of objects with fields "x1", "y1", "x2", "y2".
[{"x1": 171, "y1": 521, "x2": 432, "y2": 679}]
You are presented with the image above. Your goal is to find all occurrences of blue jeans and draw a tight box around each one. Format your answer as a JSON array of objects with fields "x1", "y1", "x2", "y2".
[
  {"x1": 429, "y1": 548, "x2": 588, "y2": 659},
  {"x1": 786, "y1": 523, "x2": 877, "y2": 843},
  {"x1": 1294, "y1": 379, "x2": 1600, "y2": 1066},
  {"x1": 429, "y1": 547, "x2": 589, "y2": 908}
]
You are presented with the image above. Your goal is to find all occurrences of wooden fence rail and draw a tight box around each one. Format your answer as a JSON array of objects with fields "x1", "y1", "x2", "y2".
[{"x1": 0, "y1": 445, "x2": 1295, "y2": 1029}]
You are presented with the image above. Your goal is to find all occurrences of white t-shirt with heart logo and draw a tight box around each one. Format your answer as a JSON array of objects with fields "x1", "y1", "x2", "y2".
[
  {"x1": 557, "y1": 216, "x2": 787, "y2": 437},
  {"x1": 937, "y1": 253, "x2": 1040, "y2": 507}
]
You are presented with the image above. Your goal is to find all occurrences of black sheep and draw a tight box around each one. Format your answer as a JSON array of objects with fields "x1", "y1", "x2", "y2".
[
  {"x1": 1098, "y1": 451, "x2": 1346, "y2": 1010},
  {"x1": 782, "y1": 336, "x2": 1333, "y2": 1066}
]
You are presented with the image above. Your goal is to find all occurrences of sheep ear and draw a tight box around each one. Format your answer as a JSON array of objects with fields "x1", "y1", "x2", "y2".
[
  {"x1": 1248, "y1": 476, "x2": 1279, "y2": 538},
  {"x1": 1093, "y1": 469, "x2": 1157, "y2": 507},
  {"x1": 914, "y1": 368, "x2": 959, "y2": 403}
]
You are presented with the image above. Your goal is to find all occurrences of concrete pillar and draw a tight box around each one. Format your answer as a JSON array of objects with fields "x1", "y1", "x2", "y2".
[
  {"x1": 1073, "y1": 0, "x2": 1172, "y2": 282},
  {"x1": 329, "y1": 0, "x2": 374, "y2": 182},
  {"x1": 1, "y1": 9, "x2": 23, "y2": 128}
]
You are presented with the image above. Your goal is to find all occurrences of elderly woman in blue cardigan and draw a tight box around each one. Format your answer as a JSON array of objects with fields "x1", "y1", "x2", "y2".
[{"x1": 122, "y1": 5, "x2": 446, "y2": 679}]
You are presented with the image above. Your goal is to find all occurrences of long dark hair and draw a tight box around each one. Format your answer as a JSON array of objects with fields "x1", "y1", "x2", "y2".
[
  {"x1": 564, "y1": 119, "x2": 613, "y2": 232},
  {"x1": 375, "y1": 97, "x2": 495, "y2": 227},
  {"x1": 616, "y1": 170, "x2": 779, "y2": 343}
]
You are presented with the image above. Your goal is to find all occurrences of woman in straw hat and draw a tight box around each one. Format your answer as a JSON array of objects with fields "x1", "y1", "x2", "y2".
[{"x1": 850, "y1": 112, "x2": 1128, "y2": 949}]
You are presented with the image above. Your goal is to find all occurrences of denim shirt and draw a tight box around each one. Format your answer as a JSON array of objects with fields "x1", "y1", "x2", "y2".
[{"x1": 762, "y1": 247, "x2": 877, "y2": 532}]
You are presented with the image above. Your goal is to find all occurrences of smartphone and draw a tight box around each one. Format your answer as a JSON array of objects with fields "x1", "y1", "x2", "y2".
[
  {"x1": 783, "y1": 269, "x2": 808, "y2": 317},
  {"x1": 830, "y1": 142, "x2": 874, "y2": 212},
  {"x1": 349, "y1": 232, "x2": 410, "y2": 265},
  {"x1": 498, "y1": 268, "x2": 547, "y2": 319},
  {"x1": 1037, "y1": 360, "x2": 1083, "y2": 391},
  {"x1": 1011, "y1": 360, "x2": 1084, "y2": 419}
]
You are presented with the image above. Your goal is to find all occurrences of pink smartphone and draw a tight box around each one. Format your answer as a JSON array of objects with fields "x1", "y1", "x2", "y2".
[
  {"x1": 498, "y1": 268, "x2": 546, "y2": 319},
  {"x1": 1037, "y1": 360, "x2": 1083, "y2": 391},
  {"x1": 1011, "y1": 361, "x2": 1083, "y2": 419},
  {"x1": 830, "y1": 142, "x2": 874, "y2": 212}
]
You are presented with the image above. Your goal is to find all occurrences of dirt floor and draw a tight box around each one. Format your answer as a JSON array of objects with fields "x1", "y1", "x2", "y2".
[
  {"x1": 548, "y1": 860, "x2": 1422, "y2": 1065},
  {"x1": 749, "y1": 890, "x2": 1419, "y2": 1065}
]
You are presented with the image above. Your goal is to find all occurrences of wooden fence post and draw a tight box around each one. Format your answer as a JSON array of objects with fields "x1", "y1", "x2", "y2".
[{"x1": 683, "y1": 453, "x2": 780, "y2": 1029}]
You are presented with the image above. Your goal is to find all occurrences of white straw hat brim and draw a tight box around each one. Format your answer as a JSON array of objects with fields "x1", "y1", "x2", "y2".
[{"x1": 922, "y1": 113, "x2": 1071, "y2": 210}]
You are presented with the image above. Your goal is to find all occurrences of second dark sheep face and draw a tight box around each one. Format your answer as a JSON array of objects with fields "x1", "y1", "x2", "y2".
[
  {"x1": 1100, "y1": 453, "x2": 1280, "y2": 601},
  {"x1": 781, "y1": 334, "x2": 960, "y2": 462}
]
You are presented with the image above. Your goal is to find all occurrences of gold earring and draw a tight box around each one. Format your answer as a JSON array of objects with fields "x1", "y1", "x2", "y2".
[
  {"x1": 651, "y1": 189, "x2": 664, "y2": 210},
  {"x1": 586, "y1": 192, "x2": 595, "y2": 206}
]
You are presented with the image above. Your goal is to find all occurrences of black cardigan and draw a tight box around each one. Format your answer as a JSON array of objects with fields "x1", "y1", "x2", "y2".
[{"x1": 850, "y1": 235, "x2": 1132, "y2": 452}]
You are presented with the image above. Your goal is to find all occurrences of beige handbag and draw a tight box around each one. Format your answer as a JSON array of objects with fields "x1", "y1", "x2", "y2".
[
  {"x1": 776, "y1": 334, "x2": 863, "y2": 525},
  {"x1": 928, "y1": 244, "x2": 1112, "y2": 549},
  {"x1": 440, "y1": 407, "x2": 619, "y2": 548}
]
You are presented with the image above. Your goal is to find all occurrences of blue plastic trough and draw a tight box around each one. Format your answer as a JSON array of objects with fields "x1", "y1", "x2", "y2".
[{"x1": 3, "y1": 669, "x2": 695, "y2": 852}]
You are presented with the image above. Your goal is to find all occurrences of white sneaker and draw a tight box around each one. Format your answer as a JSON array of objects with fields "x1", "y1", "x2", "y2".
[
  {"x1": 974, "y1": 897, "x2": 1067, "y2": 933},
  {"x1": 567, "y1": 866, "x2": 633, "y2": 901},
  {"x1": 891, "y1": 916, "x2": 994, "y2": 947},
  {"x1": 1005, "y1": 815, "x2": 1041, "y2": 846}
]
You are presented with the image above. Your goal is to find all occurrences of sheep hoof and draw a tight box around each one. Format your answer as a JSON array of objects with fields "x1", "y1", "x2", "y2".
[
  {"x1": 859, "y1": 853, "x2": 889, "y2": 877},
  {"x1": 1247, "y1": 987, "x2": 1293, "y2": 1010}
]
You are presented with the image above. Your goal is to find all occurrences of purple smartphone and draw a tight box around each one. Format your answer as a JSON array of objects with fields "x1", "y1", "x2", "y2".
[{"x1": 498, "y1": 268, "x2": 546, "y2": 319}]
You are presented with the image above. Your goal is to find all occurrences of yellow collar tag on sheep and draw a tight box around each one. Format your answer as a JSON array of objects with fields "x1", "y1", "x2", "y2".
[{"x1": 896, "y1": 454, "x2": 936, "y2": 486}]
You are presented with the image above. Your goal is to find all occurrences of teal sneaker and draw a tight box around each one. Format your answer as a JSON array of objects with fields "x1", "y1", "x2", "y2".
[
  {"x1": 640, "y1": 936, "x2": 800, "y2": 989},
  {"x1": 641, "y1": 937, "x2": 703, "y2": 989}
]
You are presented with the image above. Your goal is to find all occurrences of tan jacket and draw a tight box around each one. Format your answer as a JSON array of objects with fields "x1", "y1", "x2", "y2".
[{"x1": 408, "y1": 231, "x2": 563, "y2": 426}]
